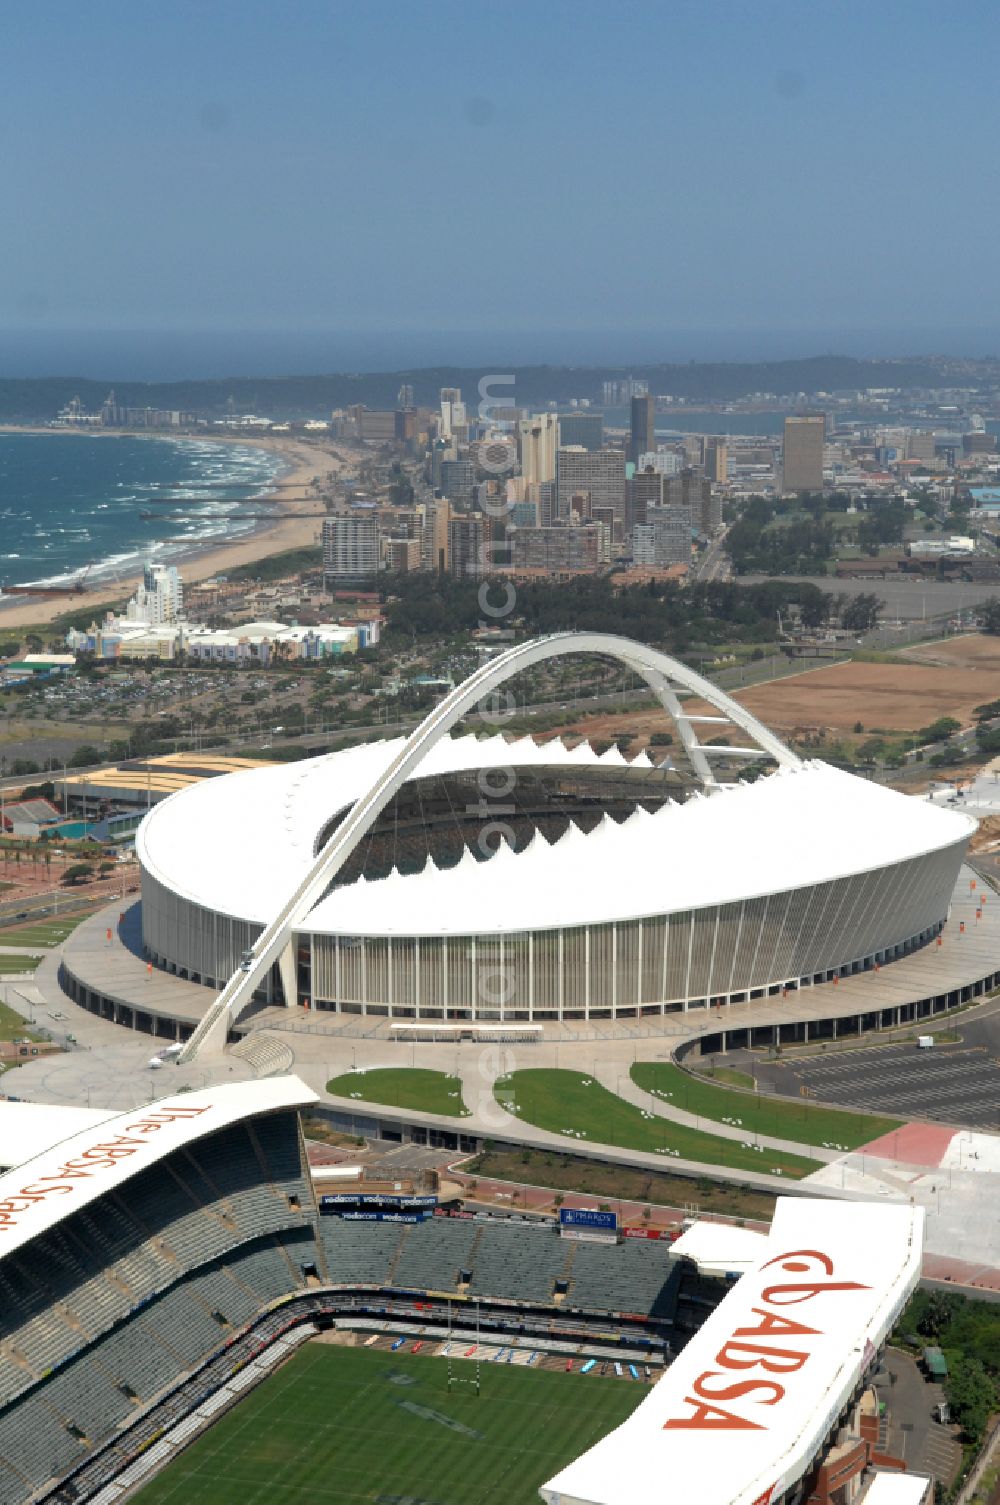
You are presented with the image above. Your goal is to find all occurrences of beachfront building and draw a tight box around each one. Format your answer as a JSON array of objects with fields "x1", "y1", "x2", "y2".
[
  {"x1": 66, "y1": 615, "x2": 378, "y2": 663},
  {"x1": 127, "y1": 564, "x2": 184, "y2": 625}
]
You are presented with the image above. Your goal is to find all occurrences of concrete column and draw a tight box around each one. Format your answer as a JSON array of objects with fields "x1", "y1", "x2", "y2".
[{"x1": 277, "y1": 941, "x2": 297, "y2": 1009}]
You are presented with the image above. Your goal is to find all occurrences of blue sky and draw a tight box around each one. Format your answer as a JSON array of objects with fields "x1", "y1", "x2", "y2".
[{"x1": 1, "y1": 1, "x2": 999, "y2": 363}]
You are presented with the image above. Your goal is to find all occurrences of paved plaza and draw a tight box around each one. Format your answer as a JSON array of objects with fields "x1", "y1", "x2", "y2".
[{"x1": 3, "y1": 864, "x2": 1000, "y2": 1290}]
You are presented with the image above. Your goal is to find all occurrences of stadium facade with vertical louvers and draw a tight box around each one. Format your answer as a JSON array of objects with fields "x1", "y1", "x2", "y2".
[{"x1": 135, "y1": 635, "x2": 974, "y2": 1031}]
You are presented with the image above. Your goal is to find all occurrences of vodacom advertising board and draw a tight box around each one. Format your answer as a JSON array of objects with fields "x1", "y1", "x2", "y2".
[{"x1": 540, "y1": 1197, "x2": 923, "y2": 1505}]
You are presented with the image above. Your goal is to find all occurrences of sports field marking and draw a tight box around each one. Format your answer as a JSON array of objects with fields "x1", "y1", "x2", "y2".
[{"x1": 130, "y1": 1343, "x2": 641, "y2": 1505}]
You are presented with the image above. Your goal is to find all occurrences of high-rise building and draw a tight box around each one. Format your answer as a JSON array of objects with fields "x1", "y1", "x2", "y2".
[
  {"x1": 394, "y1": 408, "x2": 417, "y2": 444},
  {"x1": 439, "y1": 387, "x2": 466, "y2": 440},
  {"x1": 704, "y1": 439, "x2": 728, "y2": 484},
  {"x1": 448, "y1": 514, "x2": 493, "y2": 579},
  {"x1": 906, "y1": 431, "x2": 936, "y2": 465},
  {"x1": 532, "y1": 480, "x2": 557, "y2": 527},
  {"x1": 509, "y1": 525, "x2": 601, "y2": 575},
  {"x1": 659, "y1": 469, "x2": 717, "y2": 536},
  {"x1": 422, "y1": 498, "x2": 450, "y2": 572},
  {"x1": 629, "y1": 394, "x2": 655, "y2": 466},
  {"x1": 556, "y1": 447, "x2": 626, "y2": 524},
  {"x1": 323, "y1": 514, "x2": 380, "y2": 586},
  {"x1": 517, "y1": 414, "x2": 558, "y2": 485},
  {"x1": 602, "y1": 377, "x2": 648, "y2": 406},
  {"x1": 385, "y1": 537, "x2": 422, "y2": 572},
  {"x1": 628, "y1": 467, "x2": 664, "y2": 531},
  {"x1": 439, "y1": 457, "x2": 477, "y2": 507},
  {"x1": 126, "y1": 563, "x2": 183, "y2": 625},
  {"x1": 783, "y1": 416, "x2": 825, "y2": 493},
  {"x1": 632, "y1": 506, "x2": 692, "y2": 568},
  {"x1": 637, "y1": 448, "x2": 682, "y2": 475},
  {"x1": 397, "y1": 382, "x2": 415, "y2": 409},
  {"x1": 558, "y1": 412, "x2": 603, "y2": 451}
]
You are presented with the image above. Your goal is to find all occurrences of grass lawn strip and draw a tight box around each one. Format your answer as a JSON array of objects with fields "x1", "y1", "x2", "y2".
[
  {"x1": 326, "y1": 1066, "x2": 471, "y2": 1117},
  {"x1": 0, "y1": 955, "x2": 42, "y2": 976},
  {"x1": 130, "y1": 1344, "x2": 642, "y2": 1505},
  {"x1": 0, "y1": 1001, "x2": 45, "y2": 1043},
  {"x1": 497, "y1": 1069, "x2": 815, "y2": 1178},
  {"x1": 633, "y1": 1061, "x2": 902, "y2": 1150},
  {"x1": 0, "y1": 914, "x2": 93, "y2": 948}
]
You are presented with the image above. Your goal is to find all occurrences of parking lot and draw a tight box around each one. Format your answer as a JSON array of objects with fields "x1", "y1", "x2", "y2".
[{"x1": 755, "y1": 1042, "x2": 1000, "y2": 1130}]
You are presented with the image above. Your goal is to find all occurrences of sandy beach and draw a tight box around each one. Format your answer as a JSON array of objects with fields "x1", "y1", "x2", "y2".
[{"x1": 0, "y1": 428, "x2": 355, "y2": 629}]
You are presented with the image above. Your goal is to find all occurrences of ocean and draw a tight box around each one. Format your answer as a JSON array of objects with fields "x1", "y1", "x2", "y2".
[{"x1": 0, "y1": 433, "x2": 286, "y2": 593}]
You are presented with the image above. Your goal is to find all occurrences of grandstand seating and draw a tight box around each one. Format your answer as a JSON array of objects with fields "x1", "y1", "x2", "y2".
[
  {"x1": 318, "y1": 1215, "x2": 681, "y2": 1319},
  {"x1": 569, "y1": 1239, "x2": 681, "y2": 1316},
  {"x1": 318, "y1": 1217, "x2": 405, "y2": 1286},
  {"x1": 391, "y1": 1218, "x2": 480, "y2": 1291},
  {"x1": 0, "y1": 1109, "x2": 685, "y2": 1505},
  {"x1": 467, "y1": 1221, "x2": 567, "y2": 1306}
]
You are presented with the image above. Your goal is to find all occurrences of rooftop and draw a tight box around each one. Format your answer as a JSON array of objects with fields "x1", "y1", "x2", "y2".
[{"x1": 541, "y1": 1198, "x2": 924, "y2": 1505}]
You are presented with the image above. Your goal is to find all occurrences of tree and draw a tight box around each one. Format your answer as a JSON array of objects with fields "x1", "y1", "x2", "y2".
[
  {"x1": 841, "y1": 593, "x2": 883, "y2": 633},
  {"x1": 68, "y1": 744, "x2": 102, "y2": 768},
  {"x1": 946, "y1": 1356, "x2": 996, "y2": 1442},
  {"x1": 61, "y1": 863, "x2": 94, "y2": 886},
  {"x1": 918, "y1": 1289, "x2": 957, "y2": 1340},
  {"x1": 979, "y1": 598, "x2": 1000, "y2": 635}
]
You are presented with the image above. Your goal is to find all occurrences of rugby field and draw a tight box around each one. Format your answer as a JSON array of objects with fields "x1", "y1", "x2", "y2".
[{"x1": 131, "y1": 1342, "x2": 642, "y2": 1505}]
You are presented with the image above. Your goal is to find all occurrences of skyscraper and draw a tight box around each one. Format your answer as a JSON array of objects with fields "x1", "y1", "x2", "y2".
[
  {"x1": 629, "y1": 394, "x2": 655, "y2": 466},
  {"x1": 322, "y1": 514, "x2": 380, "y2": 586},
  {"x1": 783, "y1": 416, "x2": 825, "y2": 493},
  {"x1": 439, "y1": 387, "x2": 466, "y2": 440},
  {"x1": 448, "y1": 514, "x2": 493, "y2": 579},
  {"x1": 704, "y1": 439, "x2": 728, "y2": 484},
  {"x1": 558, "y1": 412, "x2": 603, "y2": 450},
  {"x1": 632, "y1": 507, "x2": 693, "y2": 568},
  {"x1": 517, "y1": 413, "x2": 558, "y2": 485},
  {"x1": 556, "y1": 447, "x2": 627, "y2": 525}
]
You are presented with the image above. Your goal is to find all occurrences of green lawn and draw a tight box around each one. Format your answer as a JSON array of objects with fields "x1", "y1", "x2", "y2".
[
  {"x1": 0, "y1": 913, "x2": 91, "y2": 948},
  {"x1": 326, "y1": 1066, "x2": 471, "y2": 1116},
  {"x1": 632, "y1": 1061, "x2": 902, "y2": 1150},
  {"x1": 0, "y1": 954, "x2": 42, "y2": 976},
  {"x1": 130, "y1": 1343, "x2": 639, "y2": 1505},
  {"x1": 496, "y1": 1069, "x2": 816, "y2": 1179},
  {"x1": 0, "y1": 1000, "x2": 43, "y2": 1042}
]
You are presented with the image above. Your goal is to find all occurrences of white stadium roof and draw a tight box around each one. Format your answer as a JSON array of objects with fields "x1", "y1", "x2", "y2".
[
  {"x1": 0, "y1": 1077, "x2": 316, "y2": 1259},
  {"x1": 668, "y1": 1221, "x2": 769, "y2": 1277},
  {"x1": 541, "y1": 1197, "x2": 923, "y2": 1505},
  {"x1": 136, "y1": 735, "x2": 973, "y2": 934},
  {"x1": 0, "y1": 1101, "x2": 117, "y2": 1170}
]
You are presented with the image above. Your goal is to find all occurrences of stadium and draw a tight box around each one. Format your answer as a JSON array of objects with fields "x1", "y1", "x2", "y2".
[
  {"x1": 0, "y1": 1076, "x2": 930, "y2": 1505},
  {"x1": 130, "y1": 633, "x2": 974, "y2": 1046}
]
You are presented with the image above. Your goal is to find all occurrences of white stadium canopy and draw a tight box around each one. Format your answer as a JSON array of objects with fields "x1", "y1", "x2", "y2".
[
  {"x1": 0, "y1": 1101, "x2": 117, "y2": 1171},
  {"x1": 540, "y1": 1198, "x2": 923, "y2": 1505},
  {"x1": 137, "y1": 736, "x2": 973, "y2": 934},
  {"x1": 0, "y1": 1077, "x2": 317, "y2": 1260}
]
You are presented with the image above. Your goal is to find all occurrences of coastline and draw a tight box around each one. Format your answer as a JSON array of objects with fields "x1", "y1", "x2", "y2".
[{"x1": 0, "y1": 427, "x2": 354, "y2": 630}]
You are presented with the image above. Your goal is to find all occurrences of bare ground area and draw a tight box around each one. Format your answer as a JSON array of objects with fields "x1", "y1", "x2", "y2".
[
  {"x1": 897, "y1": 632, "x2": 1000, "y2": 672},
  {"x1": 553, "y1": 637, "x2": 1000, "y2": 748}
]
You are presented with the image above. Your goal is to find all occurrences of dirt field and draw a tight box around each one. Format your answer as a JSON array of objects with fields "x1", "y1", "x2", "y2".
[
  {"x1": 732, "y1": 658, "x2": 995, "y2": 735},
  {"x1": 555, "y1": 635, "x2": 1000, "y2": 747},
  {"x1": 897, "y1": 632, "x2": 1000, "y2": 672}
]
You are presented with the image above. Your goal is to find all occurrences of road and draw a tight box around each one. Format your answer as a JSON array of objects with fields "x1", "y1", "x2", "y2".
[{"x1": 692, "y1": 527, "x2": 732, "y2": 582}]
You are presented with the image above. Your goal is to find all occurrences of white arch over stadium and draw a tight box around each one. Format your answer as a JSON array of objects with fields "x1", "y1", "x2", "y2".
[{"x1": 179, "y1": 631, "x2": 799, "y2": 1058}]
